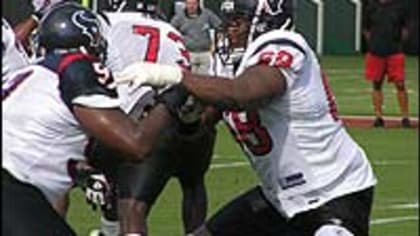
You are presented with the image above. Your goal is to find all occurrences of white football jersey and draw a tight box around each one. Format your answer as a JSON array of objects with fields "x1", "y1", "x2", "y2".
[
  {"x1": 103, "y1": 12, "x2": 191, "y2": 113},
  {"x1": 223, "y1": 30, "x2": 377, "y2": 218},
  {"x1": 2, "y1": 18, "x2": 29, "y2": 78},
  {"x1": 2, "y1": 55, "x2": 120, "y2": 205}
]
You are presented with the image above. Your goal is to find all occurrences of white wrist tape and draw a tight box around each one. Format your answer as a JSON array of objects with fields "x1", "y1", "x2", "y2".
[
  {"x1": 114, "y1": 62, "x2": 183, "y2": 89},
  {"x1": 153, "y1": 63, "x2": 183, "y2": 85}
]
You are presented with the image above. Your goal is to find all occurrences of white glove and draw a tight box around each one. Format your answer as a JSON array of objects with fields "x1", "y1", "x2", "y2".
[
  {"x1": 85, "y1": 174, "x2": 111, "y2": 211},
  {"x1": 113, "y1": 61, "x2": 183, "y2": 91}
]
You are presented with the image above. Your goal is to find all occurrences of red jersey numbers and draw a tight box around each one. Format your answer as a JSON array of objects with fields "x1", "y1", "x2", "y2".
[
  {"x1": 132, "y1": 25, "x2": 191, "y2": 70},
  {"x1": 132, "y1": 25, "x2": 160, "y2": 62},
  {"x1": 225, "y1": 111, "x2": 273, "y2": 156},
  {"x1": 259, "y1": 50, "x2": 293, "y2": 68}
]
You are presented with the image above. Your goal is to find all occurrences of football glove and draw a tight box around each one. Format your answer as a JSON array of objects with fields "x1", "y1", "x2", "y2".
[
  {"x1": 67, "y1": 159, "x2": 111, "y2": 211},
  {"x1": 85, "y1": 173, "x2": 111, "y2": 211},
  {"x1": 113, "y1": 61, "x2": 183, "y2": 90}
]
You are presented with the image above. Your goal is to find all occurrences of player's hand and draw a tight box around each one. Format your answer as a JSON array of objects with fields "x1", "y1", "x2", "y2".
[
  {"x1": 113, "y1": 61, "x2": 183, "y2": 90},
  {"x1": 85, "y1": 173, "x2": 111, "y2": 211},
  {"x1": 67, "y1": 159, "x2": 111, "y2": 211}
]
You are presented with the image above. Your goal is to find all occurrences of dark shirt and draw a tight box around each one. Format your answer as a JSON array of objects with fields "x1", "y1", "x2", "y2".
[
  {"x1": 40, "y1": 52, "x2": 118, "y2": 111},
  {"x1": 363, "y1": 0, "x2": 408, "y2": 56}
]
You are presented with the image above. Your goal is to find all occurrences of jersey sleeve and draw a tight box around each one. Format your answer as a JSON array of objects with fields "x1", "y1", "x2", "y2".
[
  {"x1": 242, "y1": 35, "x2": 307, "y2": 89},
  {"x1": 59, "y1": 58, "x2": 120, "y2": 111}
]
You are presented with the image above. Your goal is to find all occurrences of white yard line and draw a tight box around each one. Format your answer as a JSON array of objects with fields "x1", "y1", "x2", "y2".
[
  {"x1": 370, "y1": 215, "x2": 418, "y2": 225},
  {"x1": 376, "y1": 202, "x2": 419, "y2": 210},
  {"x1": 210, "y1": 161, "x2": 248, "y2": 170},
  {"x1": 341, "y1": 115, "x2": 419, "y2": 122},
  {"x1": 373, "y1": 160, "x2": 415, "y2": 166},
  {"x1": 210, "y1": 157, "x2": 414, "y2": 169}
]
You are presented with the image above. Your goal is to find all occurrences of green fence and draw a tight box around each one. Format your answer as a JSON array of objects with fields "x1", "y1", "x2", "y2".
[
  {"x1": 295, "y1": 0, "x2": 320, "y2": 54},
  {"x1": 323, "y1": 0, "x2": 357, "y2": 54}
]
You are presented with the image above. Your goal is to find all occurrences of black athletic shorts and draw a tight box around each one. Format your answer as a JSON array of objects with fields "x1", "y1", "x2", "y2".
[
  {"x1": 290, "y1": 186, "x2": 375, "y2": 236},
  {"x1": 2, "y1": 169, "x2": 76, "y2": 236},
  {"x1": 207, "y1": 186, "x2": 374, "y2": 236}
]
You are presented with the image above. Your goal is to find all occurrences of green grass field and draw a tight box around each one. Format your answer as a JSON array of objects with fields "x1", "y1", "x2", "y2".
[{"x1": 67, "y1": 55, "x2": 418, "y2": 235}]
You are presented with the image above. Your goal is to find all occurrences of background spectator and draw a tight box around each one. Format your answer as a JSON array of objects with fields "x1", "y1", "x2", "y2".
[
  {"x1": 363, "y1": 0, "x2": 411, "y2": 127},
  {"x1": 171, "y1": 0, "x2": 222, "y2": 75}
]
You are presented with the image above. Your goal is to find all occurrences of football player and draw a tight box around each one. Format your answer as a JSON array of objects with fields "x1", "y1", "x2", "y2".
[
  {"x1": 2, "y1": 2, "x2": 189, "y2": 235},
  {"x1": 113, "y1": 0, "x2": 378, "y2": 235},
  {"x1": 87, "y1": 1, "x2": 218, "y2": 235},
  {"x1": 2, "y1": 18, "x2": 29, "y2": 78}
]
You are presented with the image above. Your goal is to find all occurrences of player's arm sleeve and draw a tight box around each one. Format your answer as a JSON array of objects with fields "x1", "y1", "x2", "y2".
[
  {"x1": 59, "y1": 59, "x2": 120, "y2": 111},
  {"x1": 243, "y1": 37, "x2": 307, "y2": 89}
]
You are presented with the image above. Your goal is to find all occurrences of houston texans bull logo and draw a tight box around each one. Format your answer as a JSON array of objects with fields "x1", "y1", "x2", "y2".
[{"x1": 71, "y1": 10, "x2": 100, "y2": 46}]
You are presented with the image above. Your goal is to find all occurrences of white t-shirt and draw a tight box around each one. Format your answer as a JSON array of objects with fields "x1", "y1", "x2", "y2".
[{"x1": 222, "y1": 30, "x2": 377, "y2": 218}]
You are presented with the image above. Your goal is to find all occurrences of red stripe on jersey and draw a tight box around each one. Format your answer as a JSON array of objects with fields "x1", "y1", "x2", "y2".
[{"x1": 58, "y1": 53, "x2": 97, "y2": 75}]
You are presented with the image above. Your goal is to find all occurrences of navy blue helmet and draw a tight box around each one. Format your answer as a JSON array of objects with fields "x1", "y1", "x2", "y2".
[{"x1": 38, "y1": 2, "x2": 108, "y2": 61}]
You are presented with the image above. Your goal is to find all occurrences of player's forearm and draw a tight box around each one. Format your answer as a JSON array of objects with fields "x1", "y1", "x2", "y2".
[
  {"x1": 126, "y1": 104, "x2": 173, "y2": 160},
  {"x1": 92, "y1": 105, "x2": 171, "y2": 162},
  {"x1": 182, "y1": 72, "x2": 245, "y2": 110},
  {"x1": 75, "y1": 104, "x2": 172, "y2": 162},
  {"x1": 181, "y1": 65, "x2": 284, "y2": 110}
]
